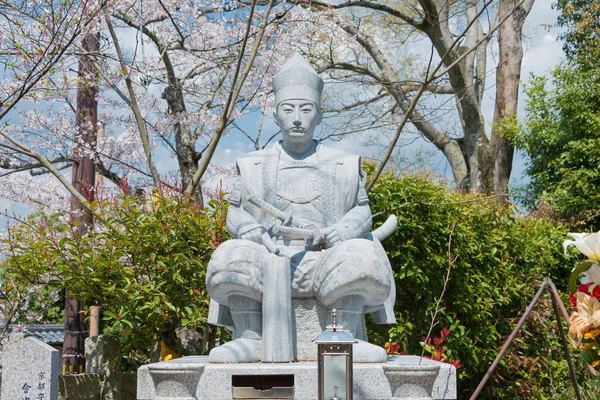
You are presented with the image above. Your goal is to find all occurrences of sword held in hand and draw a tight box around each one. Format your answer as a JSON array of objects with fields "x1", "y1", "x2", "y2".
[
  {"x1": 248, "y1": 196, "x2": 293, "y2": 226},
  {"x1": 248, "y1": 196, "x2": 322, "y2": 248},
  {"x1": 272, "y1": 225, "x2": 322, "y2": 243}
]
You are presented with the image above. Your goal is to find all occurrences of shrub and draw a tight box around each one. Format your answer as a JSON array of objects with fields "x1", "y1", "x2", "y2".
[
  {"x1": 367, "y1": 169, "x2": 581, "y2": 399},
  {"x1": 0, "y1": 191, "x2": 230, "y2": 368}
]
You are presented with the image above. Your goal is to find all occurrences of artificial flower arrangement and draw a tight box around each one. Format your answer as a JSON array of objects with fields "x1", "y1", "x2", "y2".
[{"x1": 566, "y1": 231, "x2": 600, "y2": 369}]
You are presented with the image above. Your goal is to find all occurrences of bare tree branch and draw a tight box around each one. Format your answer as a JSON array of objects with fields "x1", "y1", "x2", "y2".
[
  {"x1": 184, "y1": 0, "x2": 276, "y2": 195},
  {"x1": 104, "y1": 10, "x2": 162, "y2": 193},
  {"x1": 0, "y1": 129, "x2": 90, "y2": 207},
  {"x1": 0, "y1": 156, "x2": 69, "y2": 176},
  {"x1": 401, "y1": 81, "x2": 454, "y2": 94},
  {"x1": 95, "y1": 161, "x2": 126, "y2": 188},
  {"x1": 311, "y1": 0, "x2": 425, "y2": 28},
  {"x1": 157, "y1": 0, "x2": 187, "y2": 46}
]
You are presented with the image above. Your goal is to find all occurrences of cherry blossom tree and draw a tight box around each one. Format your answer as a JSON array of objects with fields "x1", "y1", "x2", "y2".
[
  {"x1": 0, "y1": 0, "x2": 297, "y2": 214},
  {"x1": 0, "y1": 1, "x2": 291, "y2": 347},
  {"x1": 0, "y1": 0, "x2": 542, "y2": 215},
  {"x1": 0, "y1": 0, "x2": 105, "y2": 211}
]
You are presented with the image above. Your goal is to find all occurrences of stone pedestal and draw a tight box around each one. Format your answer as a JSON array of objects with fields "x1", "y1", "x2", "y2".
[
  {"x1": 137, "y1": 356, "x2": 456, "y2": 400},
  {"x1": 148, "y1": 362, "x2": 204, "y2": 400}
]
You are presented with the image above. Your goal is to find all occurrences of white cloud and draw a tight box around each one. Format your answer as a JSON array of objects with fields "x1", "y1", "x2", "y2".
[{"x1": 522, "y1": 37, "x2": 564, "y2": 78}]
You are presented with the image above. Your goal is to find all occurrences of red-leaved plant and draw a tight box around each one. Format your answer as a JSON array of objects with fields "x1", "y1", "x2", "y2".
[{"x1": 421, "y1": 327, "x2": 462, "y2": 369}]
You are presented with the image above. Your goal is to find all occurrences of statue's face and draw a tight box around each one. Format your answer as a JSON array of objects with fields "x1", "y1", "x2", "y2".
[{"x1": 274, "y1": 99, "x2": 322, "y2": 146}]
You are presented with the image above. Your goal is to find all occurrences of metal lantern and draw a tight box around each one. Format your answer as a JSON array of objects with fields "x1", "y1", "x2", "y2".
[{"x1": 313, "y1": 309, "x2": 358, "y2": 400}]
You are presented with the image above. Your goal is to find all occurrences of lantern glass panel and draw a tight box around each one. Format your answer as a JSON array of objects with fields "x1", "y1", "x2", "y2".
[{"x1": 323, "y1": 354, "x2": 347, "y2": 399}]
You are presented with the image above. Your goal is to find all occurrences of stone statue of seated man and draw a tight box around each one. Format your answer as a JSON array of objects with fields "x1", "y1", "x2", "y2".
[{"x1": 206, "y1": 54, "x2": 396, "y2": 363}]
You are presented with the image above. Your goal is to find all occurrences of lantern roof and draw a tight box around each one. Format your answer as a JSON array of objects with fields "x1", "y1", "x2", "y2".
[
  {"x1": 313, "y1": 329, "x2": 357, "y2": 344},
  {"x1": 313, "y1": 308, "x2": 358, "y2": 344}
]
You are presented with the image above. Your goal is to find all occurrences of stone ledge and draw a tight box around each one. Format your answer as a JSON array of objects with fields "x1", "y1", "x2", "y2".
[
  {"x1": 59, "y1": 374, "x2": 101, "y2": 400},
  {"x1": 137, "y1": 355, "x2": 456, "y2": 400}
]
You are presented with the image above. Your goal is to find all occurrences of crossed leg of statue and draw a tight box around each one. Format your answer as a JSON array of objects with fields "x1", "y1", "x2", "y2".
[
  {"x1": 331, "y1": 295, "x2": 387, "y2": 363},
  {"x1": 208, "y1": 295, "x2": 263, "y2": 363},
  {"x1": 208, "y1": 293, "x2": 387, "y2": 363},
  {"x1": 206, "y1": 238, "x2": 391, "y2": 363}
]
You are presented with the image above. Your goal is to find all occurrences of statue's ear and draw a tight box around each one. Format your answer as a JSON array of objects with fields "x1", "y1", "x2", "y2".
[
  {"x1": 317, "y1": 108, "x2": 323, "y2": 125},
  {"x1": 273, "y1": 110, "x2": 280, "y2": 126}
]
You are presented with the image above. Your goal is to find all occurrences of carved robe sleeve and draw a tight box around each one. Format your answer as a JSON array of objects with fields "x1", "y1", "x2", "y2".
[
  {"x1": 332, "y1": 159, "x2": 373, "y2": 241},
  {"x1": 226, "y1": 167, "x2": 263, "y2": 238}
]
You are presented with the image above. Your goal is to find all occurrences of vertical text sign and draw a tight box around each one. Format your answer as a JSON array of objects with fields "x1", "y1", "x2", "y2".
[{"x1": 1, "y1": 337, "x2": 59, "y2": 400}]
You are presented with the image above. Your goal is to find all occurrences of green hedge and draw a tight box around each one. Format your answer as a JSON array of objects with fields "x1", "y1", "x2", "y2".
[{"x1": 367, "y1": 170, "x2": 580, "y2": 399}]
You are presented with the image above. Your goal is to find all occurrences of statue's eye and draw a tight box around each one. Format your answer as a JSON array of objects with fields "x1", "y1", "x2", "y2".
[{"x1": 301, "y1": 108, "x2": 312, "y2": 113}]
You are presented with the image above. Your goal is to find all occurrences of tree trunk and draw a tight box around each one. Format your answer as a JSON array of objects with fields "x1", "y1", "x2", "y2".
[
  {"x1": 485, "y1": 0, "x2": 534, "y2": 202},
  {"x1": 162, "y1": 84, "x2": 203, "y2": 203},
  {"x1": 64, "y1": 32, "x2": 99, "y2": 373},
  {"x1": 420, "y1": 0, "x2": 488, "y2": 192}
]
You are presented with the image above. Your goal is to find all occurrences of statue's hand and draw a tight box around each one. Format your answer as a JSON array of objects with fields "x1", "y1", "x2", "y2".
[
  {"x1": 321, "y1": 226, "x2": 341, "y2": 249},
  {"x1": 239, "y1": 225, "x2": 265, "y2": 244}
]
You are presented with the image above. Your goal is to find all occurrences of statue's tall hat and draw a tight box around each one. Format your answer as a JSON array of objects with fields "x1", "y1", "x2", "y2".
[{"x1": 273, "y1": 53, "x2": 324, "y2": 107}]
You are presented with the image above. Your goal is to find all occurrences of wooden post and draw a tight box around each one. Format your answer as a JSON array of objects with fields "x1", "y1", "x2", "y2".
[
  {"x1": 95, "y1": 114, "x2": 104, "y2": 188},
  {"x1": 89, "y1": 306, "x2": 100, "y2": 338},
  {"x1": 64, "y1": 32, "x2": 99, "y2": 373}
]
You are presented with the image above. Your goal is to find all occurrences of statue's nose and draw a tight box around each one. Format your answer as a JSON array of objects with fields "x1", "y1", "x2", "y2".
[{"x1": 293, "y1": 108, "x2": 302, "y2": 126}]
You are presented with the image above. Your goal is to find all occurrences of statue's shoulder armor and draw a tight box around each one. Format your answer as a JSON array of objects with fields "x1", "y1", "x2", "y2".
[
  {"x1": 318, "y1": 145, "x2": 367, "y2": 205},
  {"x1": 236, "y1": 146, "x2": 276, "y2": 173},
  {"x1": 317, "y1": 145, "x2": 361, "y2": 169}
]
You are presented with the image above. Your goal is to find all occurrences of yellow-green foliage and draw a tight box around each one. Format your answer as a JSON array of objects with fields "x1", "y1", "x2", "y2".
[
  {"x1": 1, "y1": 193, "x2": 230, "y2": 367},
  {"x1": 515, "y1": 0, "x2": 600, "y2": 227}
]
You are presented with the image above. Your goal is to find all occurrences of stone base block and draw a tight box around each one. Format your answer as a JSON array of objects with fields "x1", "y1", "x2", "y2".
[
  {"x1": 59, "y1": 373, "x2": 101, "y2": 400},
  {"x1": 137, "y1": 356, "x2": 456, "y2": 400},
  {"x1": 292, "y1": 298, "x2": 329, "y2": 361}
]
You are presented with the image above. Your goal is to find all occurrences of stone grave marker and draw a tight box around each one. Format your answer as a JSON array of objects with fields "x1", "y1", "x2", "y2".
[{"x1": 1, "y1": 335, "x2": 59, "y2": 400}]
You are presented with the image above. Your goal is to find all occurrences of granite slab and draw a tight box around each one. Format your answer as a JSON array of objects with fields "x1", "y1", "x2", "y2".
[
  {"x1": 137, "y1": 355, "x2": 456, "y2": 400},
  {"x1": 1, "y1": 335, "x2": 59, "y2": 400}
]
